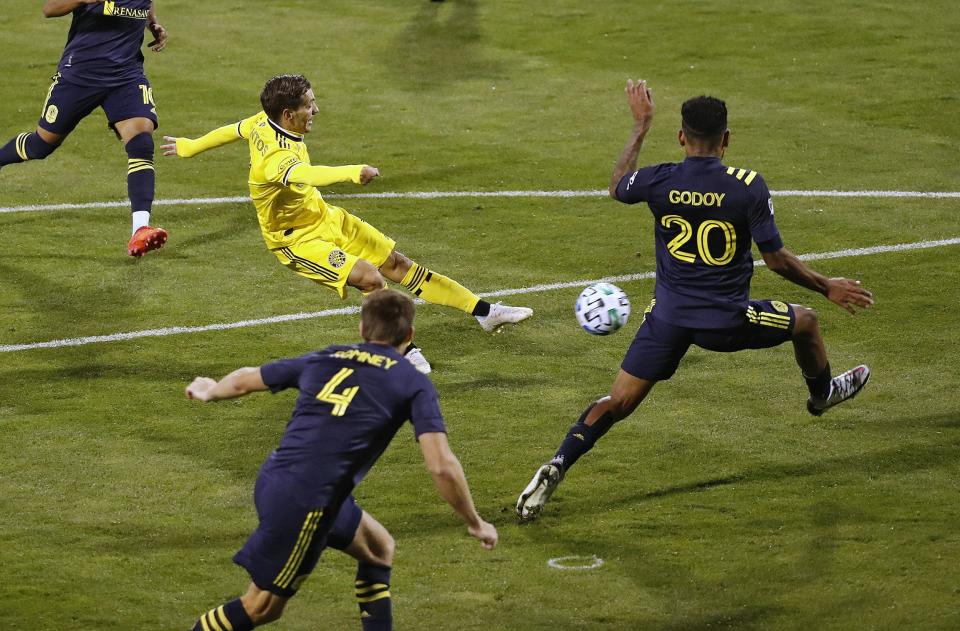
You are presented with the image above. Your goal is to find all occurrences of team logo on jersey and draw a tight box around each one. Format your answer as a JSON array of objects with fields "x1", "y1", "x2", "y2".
[
  {"x1": 328, "y1": 250, "x2": 347, "y2": 268},
  {"x1": 771, "y1": 300, "x2": 789, "y2": 313},
  {"x1": 44, "y1": 105, "x2": 59, "y2": 124},
  {"x1": 103, "y1": 2, "x2": 150, "y2": 19}
]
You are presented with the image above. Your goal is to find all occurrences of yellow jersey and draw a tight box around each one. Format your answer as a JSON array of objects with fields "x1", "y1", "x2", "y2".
[{"x1": 175, "y1": 111, "x2": 366, "y2": 249}]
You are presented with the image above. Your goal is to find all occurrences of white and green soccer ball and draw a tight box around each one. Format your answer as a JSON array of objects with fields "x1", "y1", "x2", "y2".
[{"x1": 574, "y1": 282, "x2": 631, "y2": 335}]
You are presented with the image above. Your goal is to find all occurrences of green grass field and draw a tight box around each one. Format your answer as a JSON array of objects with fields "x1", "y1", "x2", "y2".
[{"x1": 1, "y1": 1, "x2": 959, "y2": 629}]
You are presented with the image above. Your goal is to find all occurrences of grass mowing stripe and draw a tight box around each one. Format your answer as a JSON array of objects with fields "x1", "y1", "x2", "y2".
[
  {"x1": 2, "y1": 236, "x2": 957, "y2": 354},
  {"x1": 1, "y1": 189, "x2": 959, "y2": 214}
]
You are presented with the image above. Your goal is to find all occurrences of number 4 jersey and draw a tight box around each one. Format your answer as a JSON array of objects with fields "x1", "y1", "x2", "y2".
[
  {"x1": 257, "y1": 343, "x2": 446, "y2": 507},
  {"x1": 615, "y1": 156, "x2": 784, "y2": 329}
]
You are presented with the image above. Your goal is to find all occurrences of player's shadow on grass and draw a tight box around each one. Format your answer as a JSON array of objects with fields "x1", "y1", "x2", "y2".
[
  {"x1": 619, "y1": 432, "x2": 960, "y2": 506},
  {"x1": 0, "y1": 262, "x2": 132, "y2": 336},
  {"x1": 384, "y1": 0, "x2": 505, "y2": 90}
]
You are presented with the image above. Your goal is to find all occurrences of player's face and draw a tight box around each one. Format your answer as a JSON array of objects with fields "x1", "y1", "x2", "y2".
[{"x1": 288, "y1": 89, "x2": 319, "y2": 135}]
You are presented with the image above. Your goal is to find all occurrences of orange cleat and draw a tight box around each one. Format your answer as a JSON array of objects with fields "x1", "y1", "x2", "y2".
[{"x1": 127, "y1": 225, "x2": 168, "y2": 257}]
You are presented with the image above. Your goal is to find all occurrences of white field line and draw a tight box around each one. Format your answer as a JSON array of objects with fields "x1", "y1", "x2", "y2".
[
  {"x1": 2, "y1": 236, "x2": 958, "y2": 354},
  {"x1": 1, "y1": 189, "x2": 959, "y2": 214}
]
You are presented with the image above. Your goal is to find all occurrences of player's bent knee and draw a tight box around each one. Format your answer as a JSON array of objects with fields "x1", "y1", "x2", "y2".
[
  {"x1": 792, "y1": 306, "x2": 819, "y2": 338},
  {"x1": 380, "y1": 250, "x2": 412, "y2": 282},
  {"x1": 348, "y1": 261, "x2": 386, "y2": 293},
  {"x1": 241, "y1": 590, "x2": 286, "y2": 625},
  {"x1": 375, "y1": 532, "x2": 396, "y2": 567},
  {"x1": 25, "y1": 132, "x2": 58, "y2": 160}
]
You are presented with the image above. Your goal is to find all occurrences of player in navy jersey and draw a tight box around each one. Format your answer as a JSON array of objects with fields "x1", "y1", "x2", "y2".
[
  {"x1": 516, "y1": 79, "x2": 874, "y2": 523},
  {"x1": 0, "y1": 1, "x2": 168, "y2": 257},
  {"x1": 183, "y1": 289, "x2": 497, "y2": 631}
]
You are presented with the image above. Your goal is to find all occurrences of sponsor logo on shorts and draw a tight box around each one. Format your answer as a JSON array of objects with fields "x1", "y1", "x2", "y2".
[
  {"x1": 771, "y1": 300, "x2": 789, "y2": 313},
  {"x1": 328, "y1": 250, "x2": 347, "y2": 268}
]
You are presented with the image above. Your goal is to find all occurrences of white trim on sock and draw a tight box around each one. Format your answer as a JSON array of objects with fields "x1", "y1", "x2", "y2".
[{"x1": 131, "y1": 211, "x2": 151, "y2": 234}]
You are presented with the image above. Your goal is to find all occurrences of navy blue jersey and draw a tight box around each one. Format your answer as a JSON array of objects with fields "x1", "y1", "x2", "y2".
[
  {"x1": 57, "y1": 1, "x2": 151, "y2": 86},
  {"x1": 258, "y1": 343, "x2": 446, "y2": 507},
  {"x1": 616, "y1": 156, "x2": 783, "y2": 329}
]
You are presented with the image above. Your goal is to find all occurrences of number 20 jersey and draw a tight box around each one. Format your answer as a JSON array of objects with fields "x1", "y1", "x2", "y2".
[{"x1": 616, "y1": 156, "x2": 784, "y2": 329}]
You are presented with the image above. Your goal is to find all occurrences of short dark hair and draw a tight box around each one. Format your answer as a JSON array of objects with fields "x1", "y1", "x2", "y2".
[
  {"x1": 260, "y1": 74, "x2": 312, "y2": 121},
  {"x1": 361, "y1": 289, "x2": 415, "y2": 347},
  {"x1": 681, "y1": 96, "x2": 728, "y2": 143}
]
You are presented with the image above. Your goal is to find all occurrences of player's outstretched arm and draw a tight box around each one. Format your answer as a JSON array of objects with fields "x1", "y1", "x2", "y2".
[
  {"x1": 762, "y1": 247, "x2": 874, "y2": 314},
  {"x1": 42, "y1": 0, "x2": 98, "y2": 18},
  {"x1": 286, "y1": 164, "x2": 379, "y2": 187},
  {"x1": 610, "y1": 78, "x2": 655, "y2": 199},
  {"x1": 161, "y1": 124, "x2": 243, "y2": 159},
  {"x1": 186, "y1": 367, "x2": 269, "y2": 402},
  {"x1": 147, "y1": 4, "x2": 168, "y2": 52},
  {"x1": 418, "y1": 432, "x2": 498, "y2": 549}
]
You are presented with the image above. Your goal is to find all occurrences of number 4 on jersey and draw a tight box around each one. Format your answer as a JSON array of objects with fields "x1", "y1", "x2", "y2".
[{"x1": 316, "y1": 368, "x2": 359, "y2": 416}]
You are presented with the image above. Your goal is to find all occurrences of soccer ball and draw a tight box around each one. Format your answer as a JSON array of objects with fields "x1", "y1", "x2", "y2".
[{"x1": 574, "y1": 283, "x2": 631, "y2": 335}]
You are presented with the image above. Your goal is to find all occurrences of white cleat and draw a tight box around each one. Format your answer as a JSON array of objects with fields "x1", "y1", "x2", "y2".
[
  {"x1": 807, "y1": 364, "x2": 870, "y2": 416},
  {"x1": 516, "y1": 463, "x2": 563, "y2": 523},
  {"x1": 476, "y1": 302, "x2": 533, "y2": 333},
  {"x1": 405, "y1": 346, "x2": 432, "y2": 374}
]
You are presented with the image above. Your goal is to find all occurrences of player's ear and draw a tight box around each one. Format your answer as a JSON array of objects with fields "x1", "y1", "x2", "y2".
[
  {"x1": 721, "y1": 129, "x2": 730, "y2": 148},
  {"x1": 678, "y1": 129, "x2": 686, "y2": 147}
]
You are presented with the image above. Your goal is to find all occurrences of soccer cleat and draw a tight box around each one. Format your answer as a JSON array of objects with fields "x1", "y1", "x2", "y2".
[
  {"x1": 516, "y1": 463, "x2": 563, "y2": 523},
  {"x1": 476, "y1": 302, "x2": 533, "y2": 333},
  {"x1": 127, "y1": 225, "x2": 168, "y2": 257},
  {"x1": 404, "y1": 344, "x2": 432, "y2": 374},
  {"x1": 807, "y1": 364, "x2": 871, "y2": 416}
]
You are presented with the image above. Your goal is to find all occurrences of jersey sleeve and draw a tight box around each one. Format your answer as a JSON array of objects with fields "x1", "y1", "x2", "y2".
[
  {"x1": 408, "y1": 378, "x2": 447, "y2": 438},
  {"x1": 175, "y1": 122, "x2": 244, "y2": 158},
  {"x1": 615, "y1": 164, "x2": 667, "y2": 204},
  {"x1": 286, "y1": 164, "x2": 366, "y2": 187},
  {"x1": 260, "y1": 354, "x2": 311, "y2": 393},
  {"x1": 747, "y1": 175, "x2": 784, "y2": 252},
  {"x1": 236, "y1": 112, "x2": 263, "y2": 139}
]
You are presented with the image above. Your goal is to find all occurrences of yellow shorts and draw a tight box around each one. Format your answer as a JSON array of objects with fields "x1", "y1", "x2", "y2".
[{"x1": 271, "y1": 204, "x2": 395, "y2": 299}]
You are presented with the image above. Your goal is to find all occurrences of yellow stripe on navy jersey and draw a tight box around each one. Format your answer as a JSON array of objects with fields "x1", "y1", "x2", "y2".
[{"x1": 725, "y1": 165, "x2": 759, "y2": 186}]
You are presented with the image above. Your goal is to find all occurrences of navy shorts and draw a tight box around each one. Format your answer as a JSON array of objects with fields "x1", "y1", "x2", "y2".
[
  {"x1": 621, "y1": 299, "x2": 796, "y2": 381},
  {"x1": 37, "y1": 73, "x2": 158, "y2": 136},
  {"x1": 233, "y1": 474, "x2": 363, "y2": 597}
]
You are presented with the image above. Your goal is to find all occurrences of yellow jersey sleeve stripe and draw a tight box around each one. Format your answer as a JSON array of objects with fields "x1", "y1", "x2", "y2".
[
  {"x1": 726, "y1": 166, "x2": 736, "y2": 175},
  {"x1": 735, "y1": 168, "x2": 747, "y2": 180},
  {"x1": 744, "y1": 170, "x2": 758, "y2": 185}
]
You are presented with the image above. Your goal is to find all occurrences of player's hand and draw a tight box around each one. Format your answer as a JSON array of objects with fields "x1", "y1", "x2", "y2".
[
  {"x1": 468, "y1": 520, "x2": 498, "y2": 550},
  {"x1": 160, "y1": 136, "x2": 182, "y2": 157},
  {"x1": 825, "y1": 278, "x2": 874, "y2": 314},
  {"x1": 359, "y1": 166, "x2": 379, "y2": 185},
  {"x1": 625, "y1": 78, "x2": 655, "y2": 129},
  {"x1": 147, "y1": 22, "x2": 168, "y2": 52},
  {"x1": 186, "y1": 377, "x2": 219, "y2": 402}
]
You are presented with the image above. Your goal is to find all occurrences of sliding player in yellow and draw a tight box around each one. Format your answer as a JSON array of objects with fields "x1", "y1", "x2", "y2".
[{"x1": 161, "y1": 74, "x2": 532, "y2": 372}]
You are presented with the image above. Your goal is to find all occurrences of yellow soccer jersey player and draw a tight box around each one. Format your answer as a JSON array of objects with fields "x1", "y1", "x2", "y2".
[{"x1": 162, "y1": 74, "x2": 533, "y2": 370}]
